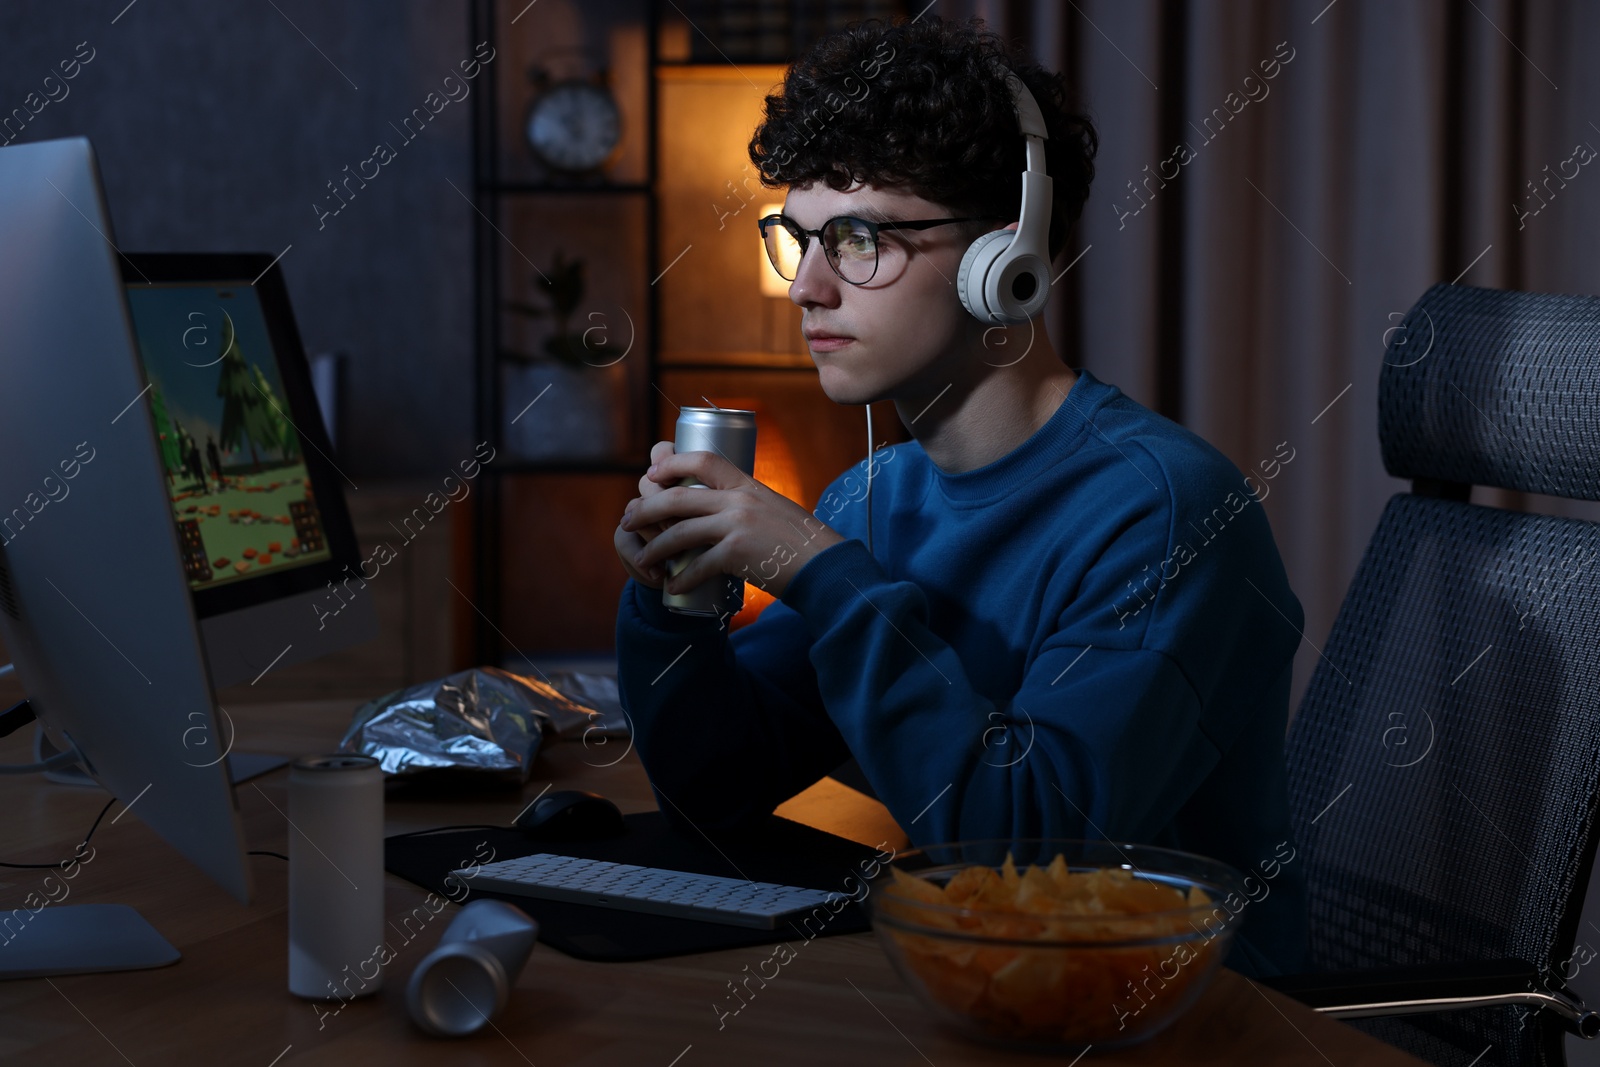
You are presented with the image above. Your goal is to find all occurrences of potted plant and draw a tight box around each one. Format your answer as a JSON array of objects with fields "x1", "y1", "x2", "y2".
[
  {"x1": 501, "y1": 250, "x2": 631, "y2": 459},
  {"x1": 505, "y1": 250, "x2": 626, "y2": 367}
]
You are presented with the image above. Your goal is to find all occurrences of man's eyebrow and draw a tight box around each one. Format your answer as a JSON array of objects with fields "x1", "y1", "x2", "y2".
[{"x1": 849, "y1": 204, "x2": 893, "y2": 224}]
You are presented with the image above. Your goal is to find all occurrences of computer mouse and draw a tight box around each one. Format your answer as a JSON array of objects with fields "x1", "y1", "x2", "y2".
[{"x1": 514, "y1": 789, "x2": 627, "y2": 841}]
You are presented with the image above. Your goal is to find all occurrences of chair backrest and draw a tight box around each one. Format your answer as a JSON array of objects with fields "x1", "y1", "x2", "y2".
[{"x1": 1286, "y1": 283, "x2": 1600, "y2": 1003}]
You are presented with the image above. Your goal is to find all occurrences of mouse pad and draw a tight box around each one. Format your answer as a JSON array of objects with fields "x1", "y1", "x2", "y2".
[{"x1": 383, "y1": 812, "x2": 891, "y2": 961}]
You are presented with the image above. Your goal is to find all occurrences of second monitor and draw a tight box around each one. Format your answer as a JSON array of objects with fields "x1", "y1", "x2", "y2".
[{"x1": 120, "y1": 254, "x2": 375, "y2": 688}]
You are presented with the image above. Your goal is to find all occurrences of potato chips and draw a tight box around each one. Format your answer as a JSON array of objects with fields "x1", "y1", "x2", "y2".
[{"x1": 873, "y1": 855, "x2": 1224, "y2": 1046}]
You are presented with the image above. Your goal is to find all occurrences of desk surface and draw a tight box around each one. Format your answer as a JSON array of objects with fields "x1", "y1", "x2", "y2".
[{"x1": 0, "y1": 700, "x2": 1430, "y2": 1066}]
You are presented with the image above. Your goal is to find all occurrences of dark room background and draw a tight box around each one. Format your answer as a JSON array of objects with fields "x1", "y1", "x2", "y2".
[
  {"x1": 4, "y1": 0, "x2": 1600, "y2": 708},
  {"x1": 9, "y1": 4, "x2": 1600, "y2": 1061}
]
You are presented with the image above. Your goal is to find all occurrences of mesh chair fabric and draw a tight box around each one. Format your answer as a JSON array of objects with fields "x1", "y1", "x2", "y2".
[
  {"x1": 1286, "y1": 494, "x2": 1600, "y2": 1065},
  {"x1": 1380, "y1": 283, "x2": 1600, "y2": 500}
]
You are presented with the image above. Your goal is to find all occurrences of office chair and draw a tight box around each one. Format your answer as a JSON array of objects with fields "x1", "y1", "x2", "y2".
[{"x1": 1265, "y1": 282, "x2": 1600, "y2": 1067}]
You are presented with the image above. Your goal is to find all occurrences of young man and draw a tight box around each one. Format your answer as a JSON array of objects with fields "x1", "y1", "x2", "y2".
[{"x1": 612, "y1": 17, "x2": 1308, "y2": 978}]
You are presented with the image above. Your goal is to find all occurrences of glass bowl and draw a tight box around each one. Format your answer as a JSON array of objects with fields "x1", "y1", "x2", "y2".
[{"x1": 865, "y1": 838, "x2": 1247, "y2": 1054}]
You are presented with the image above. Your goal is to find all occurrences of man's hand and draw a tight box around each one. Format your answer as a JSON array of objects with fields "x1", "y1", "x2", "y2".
[
  {"x1": 618, "y1": 440, "x2": 844, "y2": 600},
  {"x1": 613, "y1": 440, "x2": 678, "y2": 589}
]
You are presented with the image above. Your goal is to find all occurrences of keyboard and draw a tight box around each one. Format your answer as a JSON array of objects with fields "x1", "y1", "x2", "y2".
[{"x1": 455, "y1": 853, "x2": 850, "y2": 929}]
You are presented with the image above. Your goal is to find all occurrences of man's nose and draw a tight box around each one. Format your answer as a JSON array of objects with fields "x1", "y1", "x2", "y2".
[{"x1": 790, "y1": 240, "x2": 842, "y2": 308}]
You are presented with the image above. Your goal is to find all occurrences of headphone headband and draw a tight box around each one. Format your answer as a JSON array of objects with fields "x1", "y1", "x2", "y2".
[
  {"x1": 956, "y1": 70, "x2": 1055, "y2": 325},
  {"x1": 1005, "y1": 71, "x2": 1050, "y2": 141}
]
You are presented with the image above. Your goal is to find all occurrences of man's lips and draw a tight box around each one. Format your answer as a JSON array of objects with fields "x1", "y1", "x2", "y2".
[{"x1": 804, "y1": 331, "x2": 855, "y2": 352}]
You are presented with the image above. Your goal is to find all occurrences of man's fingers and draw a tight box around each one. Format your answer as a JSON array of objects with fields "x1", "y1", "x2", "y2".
[
  {"x1": 629, "y1": 484, "x2": 720, "y2": 530},
  {"x1": 634, "y1": 519, "x2": 671, "y2": 544},
  {"x1": 662, "y1": 543, "x2": 720, "y2": 595},
  {"x1": 613, "y1": 524, "x2": 663, "y2": 587},
  {"x1": 650, "y1": 447, "x2": 746, "y2": 491},
  {"x1": 635, "y1": 513, "x2": 721, "y2": 573}
]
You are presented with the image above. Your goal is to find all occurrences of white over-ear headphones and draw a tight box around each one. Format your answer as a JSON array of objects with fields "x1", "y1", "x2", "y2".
[{"x1": 956, "y1": 71, "x2": 1053, "y2": 326}]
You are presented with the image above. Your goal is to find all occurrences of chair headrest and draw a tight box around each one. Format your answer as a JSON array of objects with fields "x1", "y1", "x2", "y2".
[{"x1": 1380, "y1": 282, "x2": 1600, "y2": 501}]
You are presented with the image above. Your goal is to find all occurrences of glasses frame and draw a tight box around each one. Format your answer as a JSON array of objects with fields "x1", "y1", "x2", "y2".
[{"x1": 758, "y1": 213, "x2": 1003, "y2": 286}]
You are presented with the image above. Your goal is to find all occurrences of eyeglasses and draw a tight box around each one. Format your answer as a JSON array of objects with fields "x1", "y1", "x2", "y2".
[{"x1": 758, "y1": 213, "x2": 999, "y2": 286}]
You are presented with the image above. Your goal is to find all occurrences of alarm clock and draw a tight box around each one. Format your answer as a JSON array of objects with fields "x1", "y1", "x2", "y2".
[{"x1": 525, "y1": 73, "x2": 621, "y2": 174}]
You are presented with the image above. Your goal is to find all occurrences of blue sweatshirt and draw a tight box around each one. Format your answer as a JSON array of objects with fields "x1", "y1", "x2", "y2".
[{"x1": 614, "y1": 368, "x2": 1309, "y2": 978}]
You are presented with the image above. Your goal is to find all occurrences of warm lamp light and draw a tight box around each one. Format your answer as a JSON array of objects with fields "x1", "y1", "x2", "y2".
[{"x1": 757, "y1": 202, "x2": 789, "y2": 298}]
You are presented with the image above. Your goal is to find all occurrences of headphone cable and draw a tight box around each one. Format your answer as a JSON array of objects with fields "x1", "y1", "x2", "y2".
[{"x1": 865, "y1": 405, "x2": 874, "y2": 556}]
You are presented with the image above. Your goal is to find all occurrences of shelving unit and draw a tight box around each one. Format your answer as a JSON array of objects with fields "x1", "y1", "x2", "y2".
[
  {"x1": 468, "y1": 0, "x2": 660, "y2": 665},
  {"x1": 464, "y1": 0, "x2": 912, "y2": 666}
]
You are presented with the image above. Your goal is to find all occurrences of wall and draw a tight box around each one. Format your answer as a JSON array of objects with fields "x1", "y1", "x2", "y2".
[{"x1": 0, "y1": 1, "x2": 478, "y2": 479}]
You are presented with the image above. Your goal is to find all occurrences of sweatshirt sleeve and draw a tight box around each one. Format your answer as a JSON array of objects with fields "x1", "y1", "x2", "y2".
[
  {"x1": 778, "y1": 537, "x2": 1224, "y2": 847},
  {"x1": 614, "y1": 576, "x2": 852, "y2": 835}
]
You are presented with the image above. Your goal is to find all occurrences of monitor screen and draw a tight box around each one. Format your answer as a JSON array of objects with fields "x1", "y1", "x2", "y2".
[{"x1": 123, "y1": 282, "x2": 333, "y2": 591}]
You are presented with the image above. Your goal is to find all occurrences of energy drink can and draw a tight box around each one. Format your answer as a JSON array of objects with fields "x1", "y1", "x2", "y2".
[
  {"x1": 662, "y1": 407, "x2": 757, "y2": 617},
  {"x1": 287, "y1": 753, "x2": 384, "y2": 1000},
  {"x1": 405, "y1": 899, "x2": 540, "y2": 1037}
]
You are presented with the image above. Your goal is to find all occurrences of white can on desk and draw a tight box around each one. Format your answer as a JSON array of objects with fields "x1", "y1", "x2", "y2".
[{"x1": 287, "y1": 753, "x2": 384, "y2": 1000}]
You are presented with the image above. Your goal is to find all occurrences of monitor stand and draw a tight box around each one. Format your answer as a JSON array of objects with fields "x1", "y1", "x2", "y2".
[
  {"x1": 33, "y1": 723, "x2": 288, "y2": 786},
  {"x1": 0, "y1": 905, "x2": 180, "y2": 979},
  {"x1": 0, "y1": 718, "x2": 183, "y2": 979}
]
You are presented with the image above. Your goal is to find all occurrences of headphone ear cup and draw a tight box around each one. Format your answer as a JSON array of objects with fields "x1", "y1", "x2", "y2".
[{"x1": 957, "y1": 229, "x2": 1014, "y2": 325}]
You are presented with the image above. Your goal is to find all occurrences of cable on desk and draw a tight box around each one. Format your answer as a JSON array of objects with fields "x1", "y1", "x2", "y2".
[
  {"x1": 248, "y1": 850, "x2": 289, "y2": 861},
  {"x1": 0, "y1": 795, "x2": 117, "y2": 869},
  {"x1": 387, "y1": 824, "x2": 505, "y2": 839}
]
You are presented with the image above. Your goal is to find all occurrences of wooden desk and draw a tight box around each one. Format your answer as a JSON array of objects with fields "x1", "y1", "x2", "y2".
[{"x1": 0, "y1": 700, "x2": 1429, "y2": 1066}]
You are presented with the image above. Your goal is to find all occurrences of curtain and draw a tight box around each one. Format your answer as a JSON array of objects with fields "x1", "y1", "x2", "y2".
[{"x1": 931, "y1": 0, "x2": 1600, "y2": 710}]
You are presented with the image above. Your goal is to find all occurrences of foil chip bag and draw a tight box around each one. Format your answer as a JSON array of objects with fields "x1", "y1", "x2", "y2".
[{"x1": 339, "y1": 666, "x2": 628, "y2": 781}]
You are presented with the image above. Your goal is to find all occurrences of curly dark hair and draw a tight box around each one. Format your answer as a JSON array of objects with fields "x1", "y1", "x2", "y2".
[{"x1": 748, "y1": 17, "x2": 1097, "y2": 261}]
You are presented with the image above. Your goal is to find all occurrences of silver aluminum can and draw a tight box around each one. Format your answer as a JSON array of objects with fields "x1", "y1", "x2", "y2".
[
  {"x1": 288, "y1": 754, "x2": 384, "y2": 1000},
  {"x1": 406, "y1": 899, "x2": 540, "y2": 1037},
  {"x1": 662, "y1": 407, "x2": 757, "y2": 617}
]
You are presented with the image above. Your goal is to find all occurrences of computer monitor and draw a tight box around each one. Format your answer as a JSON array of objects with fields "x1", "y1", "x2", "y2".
[
  {"x1": 0, "y1": 137, "x2": 366, "y2": 979},
  {"x1": 0, "y1": 136, "x2": 256, "y2": 977},
  {"x1": 118, "y1": 253, "x2": 376, "y2": 688}
]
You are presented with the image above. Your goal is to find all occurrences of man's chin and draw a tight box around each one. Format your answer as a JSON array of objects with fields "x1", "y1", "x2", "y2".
[{"x1": 814, "y1": 365, "x2": 879, "y2": 407}]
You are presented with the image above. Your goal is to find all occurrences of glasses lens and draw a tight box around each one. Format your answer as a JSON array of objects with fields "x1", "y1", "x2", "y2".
[
  {"x1": 764, "y1": 218, "x2": 804, "y2": 281},
  {"x1": 823, "y1": 217, "x2": 877, "y2": 284}
]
